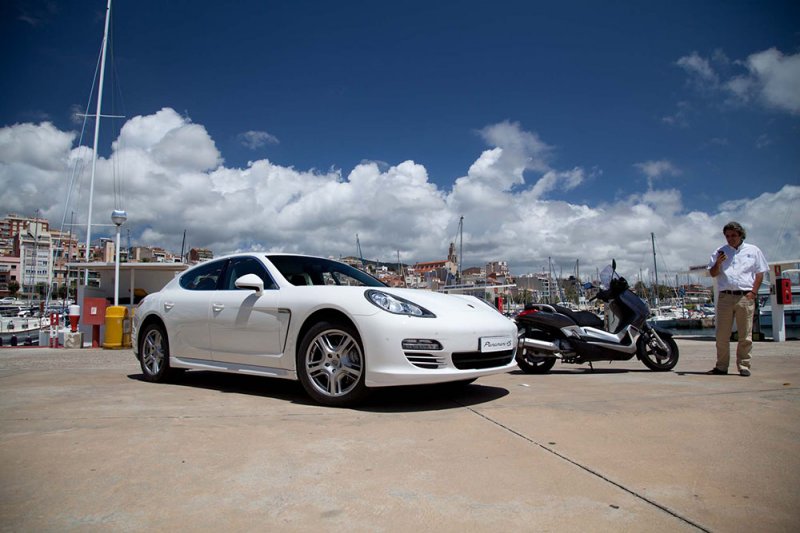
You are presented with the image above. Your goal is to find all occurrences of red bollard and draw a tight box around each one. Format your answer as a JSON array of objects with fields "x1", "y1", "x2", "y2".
[
  {"x1": 49, "y1": 312, "x2": 60, "y2": 348},
  {"x1": 68, "y1": 305, "x2": 81, "y2": 333}
]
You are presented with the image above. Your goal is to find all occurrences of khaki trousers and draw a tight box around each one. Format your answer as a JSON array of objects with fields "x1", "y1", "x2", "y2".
[{"x1": 715, "y1": 292, "x2": 755, "y2": 371}]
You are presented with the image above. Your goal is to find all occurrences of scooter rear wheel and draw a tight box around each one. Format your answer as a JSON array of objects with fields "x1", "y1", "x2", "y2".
[
  {"x1": 637, "y1": 333, "x2": 679, "y2": 371},
  {"x1": 516, "y1": 350, "x2": 557, "y2": 374}
]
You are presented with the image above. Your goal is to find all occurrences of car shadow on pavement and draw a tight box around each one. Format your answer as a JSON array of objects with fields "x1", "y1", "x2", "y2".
[
  {"x1": 358, "y1": 382, "x2": 509, "y2": 412},
  {"x1": 128, "y1": 371, "x2": 317, "y2": 405},
  {"x1": 128, "y1": 372, "x2": 510, "y2": 412},
  {"x1": 675, "y1": 371, "x2": 741, "y2": 376},
  {"x1": 510, "y1": 368, "x2": 652, "y2": 376}
]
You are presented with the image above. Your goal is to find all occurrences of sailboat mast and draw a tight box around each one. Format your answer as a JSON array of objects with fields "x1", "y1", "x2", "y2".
[
  {"x1": 458, "y1": 215, "x2": 463, "y2": 284},
  {"x1": 180, "y1": 229, "x2": 186, "y2": 262},
  {"x1": 651, "y1": 232, "x2": 659, "y2": 307},
  {"x1": 84, "y1": 0, "x2": 113, "y2": 283},
  {"x1": 397, "y1": 250, "x2": 406, "y2": 288},
  {"x1": 356, "y1": 234, "x2": 364, "y2": 268}
]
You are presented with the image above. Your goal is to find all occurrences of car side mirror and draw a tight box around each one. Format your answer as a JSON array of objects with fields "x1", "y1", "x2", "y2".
[{"x1": 235, "y1": 274, "x2": 264, "y2": 295}]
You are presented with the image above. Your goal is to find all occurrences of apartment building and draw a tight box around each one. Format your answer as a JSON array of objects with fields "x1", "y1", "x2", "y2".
[
  {"x1": 0, "y1": 255, "x2": 21, "y2": 297},
  {"x1": 13, "y1": 221, "x2": 52, "y2": 298}
]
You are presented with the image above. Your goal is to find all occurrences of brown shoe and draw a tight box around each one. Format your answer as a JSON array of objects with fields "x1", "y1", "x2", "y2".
[{"x1": 706, "y1": 368, "x2": 728, "y2": 375}]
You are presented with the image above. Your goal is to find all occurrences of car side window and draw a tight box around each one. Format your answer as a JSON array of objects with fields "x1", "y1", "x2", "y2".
[
  {"x1": 223, "y1": 256, "x2": 277, "y2": 290},
  {"x1": 179, "y1": 260, "x2": 226, "y2": 291}
]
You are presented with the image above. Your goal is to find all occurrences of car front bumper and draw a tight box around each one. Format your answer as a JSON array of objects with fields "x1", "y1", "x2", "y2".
[{"x1": 356, "y1": 310, "x2": 518, "y2": 387}]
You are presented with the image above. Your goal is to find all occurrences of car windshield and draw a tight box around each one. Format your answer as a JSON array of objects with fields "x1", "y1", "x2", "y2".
[{"x1": 267, "y1": 255, "x2": 386, "y2": 287}]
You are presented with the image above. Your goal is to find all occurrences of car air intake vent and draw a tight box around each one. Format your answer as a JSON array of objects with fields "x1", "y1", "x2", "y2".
[
  {"x1": 452, "y1": 350, "x2": 515, "y2": 370},
  {"x1": 402, "y1": 339, "x2": 442, "y2": 351},
  {"x1": 404, "y1": 353, "x2": 447, "y2": 369}
]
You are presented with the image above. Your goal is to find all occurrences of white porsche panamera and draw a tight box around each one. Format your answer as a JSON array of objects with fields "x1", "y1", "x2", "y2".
[{"x1": 132, "y1": 253, "x2": 518, "y2": 406}]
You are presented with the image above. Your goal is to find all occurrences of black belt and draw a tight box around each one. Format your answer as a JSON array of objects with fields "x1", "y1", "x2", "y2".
[{"x1": 721, "y1": 290, "x2": 748, "y2": 295}]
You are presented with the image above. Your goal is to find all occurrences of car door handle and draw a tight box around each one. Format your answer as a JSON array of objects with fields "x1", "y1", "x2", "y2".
[
  {"x1": 212, "y1": 303, "x2": 224, "y2": 312},
  {"x1": 163, "y1": 301, "x2": 174, "y2": 311}
]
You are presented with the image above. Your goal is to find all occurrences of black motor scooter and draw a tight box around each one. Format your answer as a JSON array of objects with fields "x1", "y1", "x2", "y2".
[{"x1": 515, "y1": 261, "x2": 679, "y2": 373}]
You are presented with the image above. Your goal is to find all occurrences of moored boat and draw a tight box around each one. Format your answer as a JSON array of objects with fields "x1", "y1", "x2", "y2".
[
  {"x1": 0, "y1": 316, "x2": 50, "y2": 346},
  {"x1": 759, "y1": 300, "x2": 800, "y2": 336}
]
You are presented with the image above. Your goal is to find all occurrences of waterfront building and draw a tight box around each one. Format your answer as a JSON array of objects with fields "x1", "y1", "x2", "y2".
[
  {"x1": 461, "y1": 266, "x2": 484, "y2": 285},
  {"x1": 49, "y1": 229, "x2": 80, "y2": 295},
  {"x1": 12, "y1": 221, "x2": 52, "y2": 298},
  {"x1": 515, "y1": 272, "x2": 555, "y2": 303},
  {"x1": 413, "y1": 242, "x2": 459, "y2": 286},
  {"x1": 188, "y1": 248, "x2": 214, "y2": 263},
  {"x1": 486, "y1": 261, "x2": 509, "y2": 277},
  {"x1": 1, "y1": 213, "x2": 50, "y2": 257},
  {"x1": 0, "y1": 255, "x2": 21, "y2": 297}
]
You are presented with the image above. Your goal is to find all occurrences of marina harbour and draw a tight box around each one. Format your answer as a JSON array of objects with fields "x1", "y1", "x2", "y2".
[
  {"x1": 653, "y1": 301, "x2": 800, "y2": 340},
  {"x1": 665, "y1": 324, "x2": 799, "y2": 340}
]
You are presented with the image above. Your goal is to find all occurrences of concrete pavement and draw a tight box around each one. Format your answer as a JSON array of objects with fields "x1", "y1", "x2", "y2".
[{"x1": 1, "y1": 338, "x2": 798, "y2": 532}]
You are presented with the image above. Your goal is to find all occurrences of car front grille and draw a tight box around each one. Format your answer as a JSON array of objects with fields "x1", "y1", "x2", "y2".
[
  {"x1": 451, "y1": 349, "x2": 515, "y2": 370},
  {"x1": 404, "y1": 352, "x2": 447, "y2": 369}
]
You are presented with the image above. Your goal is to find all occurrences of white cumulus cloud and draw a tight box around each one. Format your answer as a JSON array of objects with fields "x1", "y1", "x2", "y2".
[
  {"x1": 634, "y1": 160, "x2": 681, "y2": 189},
  {"x1": 1, "y1": 110, "x2": 798, "y2": 281},
  {"x1": 238, "y1": 130, "x2": 280, "y2": 150},
  {"x1": 739, "y1": 48, "x2": 800, "y2": 115},
  {"x1": 676, "y1": 52, "x2": 719, "y2": 87},
  {"x1": 676, "y1": 47, "x2": 800, "y2": 116}
]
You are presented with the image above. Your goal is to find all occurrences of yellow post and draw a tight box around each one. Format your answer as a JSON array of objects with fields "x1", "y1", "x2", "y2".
[{"x1": 102, "y1": 306, "x2": 128, "y2": 349}]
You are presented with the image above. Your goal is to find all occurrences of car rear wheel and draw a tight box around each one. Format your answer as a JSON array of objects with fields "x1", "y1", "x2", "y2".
[
  {"x1": 139, "y1": 323, "x2": 176, "y2": 382},
  {"x1": 297, "y1": 321, "x2": 369, "y2": 407}
]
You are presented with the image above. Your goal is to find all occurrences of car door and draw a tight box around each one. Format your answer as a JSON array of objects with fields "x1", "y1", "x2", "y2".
[
  {"x1": 210, "y1": 256, "x2": 289, "y2": 367},
  {"x1": 166, "y1": 259, "x2": 227, "y2": 360}
]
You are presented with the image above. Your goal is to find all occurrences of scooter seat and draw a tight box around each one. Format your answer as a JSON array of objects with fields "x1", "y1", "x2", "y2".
[
  {"x1": 517, "y1": 308, "x2": 576, "y2": 329},
  {"x1": 552, "y1": 305, "x2": 604, "y2": 329}
]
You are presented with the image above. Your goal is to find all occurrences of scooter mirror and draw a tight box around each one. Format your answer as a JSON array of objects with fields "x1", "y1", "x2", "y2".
[{"x1": 612, "y1": 259, "x2": 616, "y2": 271}]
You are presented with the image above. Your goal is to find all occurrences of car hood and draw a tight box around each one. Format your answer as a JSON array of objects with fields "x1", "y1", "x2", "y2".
[
  {"x1": 283, "y1": 285, "x2": 509, "y2": 321},
  {"x1": 378, "y1": 288, "x2": 506, "y2": 317}
]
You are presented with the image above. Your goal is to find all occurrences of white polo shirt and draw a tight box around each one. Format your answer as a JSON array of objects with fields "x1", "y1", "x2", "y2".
[{"x1": 707, "y1": 242, "x2": 768, "y2": 292}]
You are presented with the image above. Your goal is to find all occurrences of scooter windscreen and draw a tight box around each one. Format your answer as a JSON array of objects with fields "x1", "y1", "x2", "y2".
[{"x1": 599, "y1": 264, "x2": 615, "y2": 289}]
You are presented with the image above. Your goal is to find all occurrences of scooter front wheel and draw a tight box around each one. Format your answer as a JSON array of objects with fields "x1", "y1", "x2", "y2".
[{"x1": 637, "y1": 332, "x2": 679, "y2": 371}]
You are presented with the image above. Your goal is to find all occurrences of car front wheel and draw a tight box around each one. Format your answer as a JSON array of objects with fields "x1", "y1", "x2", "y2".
[{"x1": 297, "y1": 321, "x2": 369, "y2": 407}]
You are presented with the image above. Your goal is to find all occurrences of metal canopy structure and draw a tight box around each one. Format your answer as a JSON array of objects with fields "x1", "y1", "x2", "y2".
[{"x1": 67, "y1": 261, "x2": 188, "y2": 306}]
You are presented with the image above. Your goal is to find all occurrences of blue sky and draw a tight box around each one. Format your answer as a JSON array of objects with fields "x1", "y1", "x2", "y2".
[{"x1": 1, "y1": 0, "x2": 798, "y2": 278}]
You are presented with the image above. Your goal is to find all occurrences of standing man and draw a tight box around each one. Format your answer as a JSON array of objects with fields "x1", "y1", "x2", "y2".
[{"x1": 707, "y1": 221, "x2": 768, "y2": 376}]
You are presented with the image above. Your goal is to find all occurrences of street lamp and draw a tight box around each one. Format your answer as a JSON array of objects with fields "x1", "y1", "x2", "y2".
[{"x1": 111, "y1": 210, "x2": 127, "y2": 306}]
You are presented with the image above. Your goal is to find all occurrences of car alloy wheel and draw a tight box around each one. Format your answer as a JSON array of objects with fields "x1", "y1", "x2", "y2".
[
  {"x1": 298, "y1": 321, "x2": 368, "y2": 406},
  {"x1": 140, "y1": 323, "x2": 172, "y2": 382}
]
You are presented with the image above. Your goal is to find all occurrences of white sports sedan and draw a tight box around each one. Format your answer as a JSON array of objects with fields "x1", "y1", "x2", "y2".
[{"x1": 132, "y1": 253, "x2": 517, "y2": 406}]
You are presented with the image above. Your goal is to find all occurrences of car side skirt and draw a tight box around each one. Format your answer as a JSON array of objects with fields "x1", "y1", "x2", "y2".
[{"x1": 171, "y1": 356, "x2": 296, "y2": 380}]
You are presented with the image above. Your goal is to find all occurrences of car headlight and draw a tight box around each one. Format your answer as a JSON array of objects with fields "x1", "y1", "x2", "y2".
[{"x1": 365, "y1": 290, "x2": 435, "y2": 317}]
